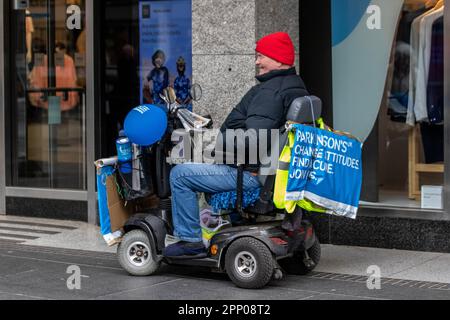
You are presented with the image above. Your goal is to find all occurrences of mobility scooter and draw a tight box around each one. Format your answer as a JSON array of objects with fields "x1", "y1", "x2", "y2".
[{"x1": 117, "y1": 89, "x2": 322, "y2": 289}]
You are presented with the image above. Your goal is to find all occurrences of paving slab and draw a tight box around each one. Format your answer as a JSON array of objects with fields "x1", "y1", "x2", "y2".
[
  {"x1": 0, "y1": 252, "x2": 178, "y2": 300},
  {"x1": 276, "y1": 275, "x2": 450, "y2": 300},
  {"x1": 315, "y1": 244, "x2": 449, "y2": 282},
  {"x1": 0, "y1": 292, "x2": 48, "y2": 300},
  {"x1": 391, "y1": 254, "x2": 450, "y2": 283},
  {"x1": 301, "y1": 293, "x2": 377, "y2": 300},
  {"x1": 95, "y1": 276, "x2": 317, "y2": 300},
  {"x1": 0, "y1": 216, "x2": 115, "y2": 253},
  {"x1": 21, "y1": 224, "x2": 115, "y2": 253},
  {"x1": 2, "y1": 215, "x2": 450, "y2": 295},
  {"x1": 1, "y1": 242, "x2": 450, "y2": 300}
]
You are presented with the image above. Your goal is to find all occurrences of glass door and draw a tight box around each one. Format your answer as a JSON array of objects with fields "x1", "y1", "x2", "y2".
[{"x1": 9, "y1": 0, "x2": 86, "y2": 190}]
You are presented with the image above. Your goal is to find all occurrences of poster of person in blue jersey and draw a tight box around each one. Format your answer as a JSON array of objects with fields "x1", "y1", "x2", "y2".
[
  {"x1": 174, "y1": 56, "x2": 192, "y2": 110},
  {"x1": 139, "y1": 0, "x2": 192, "y2": 110}
]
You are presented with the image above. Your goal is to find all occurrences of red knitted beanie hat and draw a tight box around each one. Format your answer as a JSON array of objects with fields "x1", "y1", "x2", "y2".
[{"x1": 255, "y1": 32, "x2": 295, "y2": 66}]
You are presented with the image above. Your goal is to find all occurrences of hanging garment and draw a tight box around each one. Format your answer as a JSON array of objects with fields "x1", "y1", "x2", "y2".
[
  {"x1": 397, "y1": 8, "x2": 428, "y2": 44},
  {"x1": 427, "y1": 16, "x2": 443, "y2": 124},
  {"x1": 284, "y1": 123, "x2": 363, "y2": 219},
  {"x1": 406, "y1": 7, "x2": 436, "y2": 125},
  {"x1": 420, "y1": 122, "x2": 444, "y2": 164},
  {"x1": 413, "y1": 6, "x2": 444, "y2": 123},
  {"x1": 388, "y1": 7, "x2": 428, "y2": 123}
]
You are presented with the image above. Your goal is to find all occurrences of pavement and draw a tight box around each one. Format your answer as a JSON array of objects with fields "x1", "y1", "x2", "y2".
[{"x1": 0, "y1": 214, "x2": 450, "y2": 300}]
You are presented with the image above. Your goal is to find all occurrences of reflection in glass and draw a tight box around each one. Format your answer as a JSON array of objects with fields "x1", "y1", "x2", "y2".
[{"x1": 10, "y1": 0, "x2": 87, "y2": 190}]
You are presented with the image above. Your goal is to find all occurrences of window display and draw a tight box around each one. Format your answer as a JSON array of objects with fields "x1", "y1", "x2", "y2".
[
  {"x1": 331, "y1": 0, "x2": 445, "y2": 210},
  {"x1": 384, "y1": 0, "x2": 444, "y2": 208}
]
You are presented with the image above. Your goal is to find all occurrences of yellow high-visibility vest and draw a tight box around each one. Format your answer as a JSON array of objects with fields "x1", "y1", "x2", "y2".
[{"x1": 273, "y1": 119, "x2": 328, "y2": 214}]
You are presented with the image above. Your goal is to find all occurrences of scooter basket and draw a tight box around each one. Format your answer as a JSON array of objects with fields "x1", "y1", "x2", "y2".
[{"x1": 116, "y1": 152, "x2": 153, "y2": 201}]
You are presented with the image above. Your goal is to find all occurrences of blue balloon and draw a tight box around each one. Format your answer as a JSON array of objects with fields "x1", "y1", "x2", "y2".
[{"x1": 124, "y1": 104, "x2": 168, "y2": 146}]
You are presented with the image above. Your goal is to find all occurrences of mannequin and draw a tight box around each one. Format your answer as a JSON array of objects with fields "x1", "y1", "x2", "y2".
[{"x1": 28, "y1": 42, "x2": 79, "y2": 111}]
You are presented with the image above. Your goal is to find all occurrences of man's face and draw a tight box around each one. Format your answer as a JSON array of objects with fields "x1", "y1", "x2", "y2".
[{"x1": 255, "y1": 52, "x2": 283, "y2": 75}]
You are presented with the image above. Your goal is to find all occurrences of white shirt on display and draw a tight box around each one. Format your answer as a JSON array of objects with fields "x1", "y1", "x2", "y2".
[{"x1": 413, "y1": 6, "x2": 444, "y2": 123}]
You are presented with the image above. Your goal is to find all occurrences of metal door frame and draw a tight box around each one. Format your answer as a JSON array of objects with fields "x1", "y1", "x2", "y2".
[
  {"x1": 0, "y1": 1, "x2": 97, "y2": 222},
  {"x1": 0, "y1": 0, "x2": 6, "y2": 214},
  {"x1": 444, "y1": 3, "x2": 450, "y2": 214}
]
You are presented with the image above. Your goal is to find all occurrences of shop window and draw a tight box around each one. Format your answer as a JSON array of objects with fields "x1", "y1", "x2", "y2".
[
  {"x1": 9, "y1": 0, "x2": 87, "y2": 190},
  {"x1": 331, "y1": 0, "x2": 445, "y2": 210},
  {"x1": 100, "y1": 0, "x2": 192, "y2": 158}
]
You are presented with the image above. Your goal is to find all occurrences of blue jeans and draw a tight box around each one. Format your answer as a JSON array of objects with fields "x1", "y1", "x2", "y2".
[{"x1": 170, "y1": 163, "x2": 262, "y2": 242}]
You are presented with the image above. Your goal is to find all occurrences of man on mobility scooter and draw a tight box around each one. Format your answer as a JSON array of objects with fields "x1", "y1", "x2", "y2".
[
  {"x1": 164, "y1": 31, "x2": 308, "y2": 257},
  {"x1": 118, "y1": 32, "x2": 323, "y2": 289}
]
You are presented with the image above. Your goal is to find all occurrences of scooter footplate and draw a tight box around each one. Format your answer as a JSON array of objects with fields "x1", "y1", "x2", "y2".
[{"x1": 164, "y1": 253, "x2": 208, "y2": 260}]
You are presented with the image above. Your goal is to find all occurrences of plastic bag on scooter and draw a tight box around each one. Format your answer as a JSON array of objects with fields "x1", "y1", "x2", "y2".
[
  {"x1": 198, "y1": 194, "x2": 231, "y2": 247},
  {"x1": 116, "y1": 146, "x2": 153, "y2": 201},
  {"x1": 200, "y1": 208, "x2": 231, "y2": 248}
]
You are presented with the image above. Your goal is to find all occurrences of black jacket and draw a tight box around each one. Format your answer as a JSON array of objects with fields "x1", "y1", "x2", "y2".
[{"x1": 215, "y1": 67, "x2": 309, "y2": 170}]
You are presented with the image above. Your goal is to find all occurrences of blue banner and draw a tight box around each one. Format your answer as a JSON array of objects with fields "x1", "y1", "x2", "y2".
[
  {"x1": 96, "y1": 166, "x2": 115, "y2": 235},
  {"x1": 285, "y1": 124, "x2": 363, "y2": 219},
  {"x1": 139, "y1": 0, "x2": 192, "y2": 110}
]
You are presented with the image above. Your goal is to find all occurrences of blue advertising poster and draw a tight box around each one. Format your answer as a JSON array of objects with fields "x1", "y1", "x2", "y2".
[{"x1": 139, "y1": 0, "x2": 192, "y2": 110}]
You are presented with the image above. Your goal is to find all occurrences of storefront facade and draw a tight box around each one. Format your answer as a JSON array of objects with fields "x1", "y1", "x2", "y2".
[
  {"x1": 0, "y1": 0, "x2": 96, "y2": 223},
  {"x1": 0, "y1": 0, "x2": 449, "y2": 251},
  {"x1": 0, "y1": 0, "x2": 300, "y2": 224},
  {"x1": 299, "y1": 1, "x2": 450, "y2": 252}
]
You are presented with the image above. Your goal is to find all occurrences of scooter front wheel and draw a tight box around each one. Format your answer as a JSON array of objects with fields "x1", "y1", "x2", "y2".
[
  {"x1": 225, "y1": 237, "x2": 275, "y2": 289},
  {"x1": 117, "y1": 229, "x2": 161, "y2": 276}
]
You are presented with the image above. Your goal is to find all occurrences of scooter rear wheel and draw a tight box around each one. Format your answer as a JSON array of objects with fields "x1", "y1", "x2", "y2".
[
  {"x1": 225, "y1": 237, "x2": 274, "y2": 289},
  {"x1": 117, "y1": 229, "x2": 161, "y2": 276},
  {"x1": 279, "y1": 238, "x2": 321, "y2": 275}
]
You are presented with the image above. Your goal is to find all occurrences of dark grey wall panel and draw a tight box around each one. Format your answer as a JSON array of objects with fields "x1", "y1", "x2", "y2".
[{"x1": 6, "y1": 197, "x2": 88, "y2": 222}]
